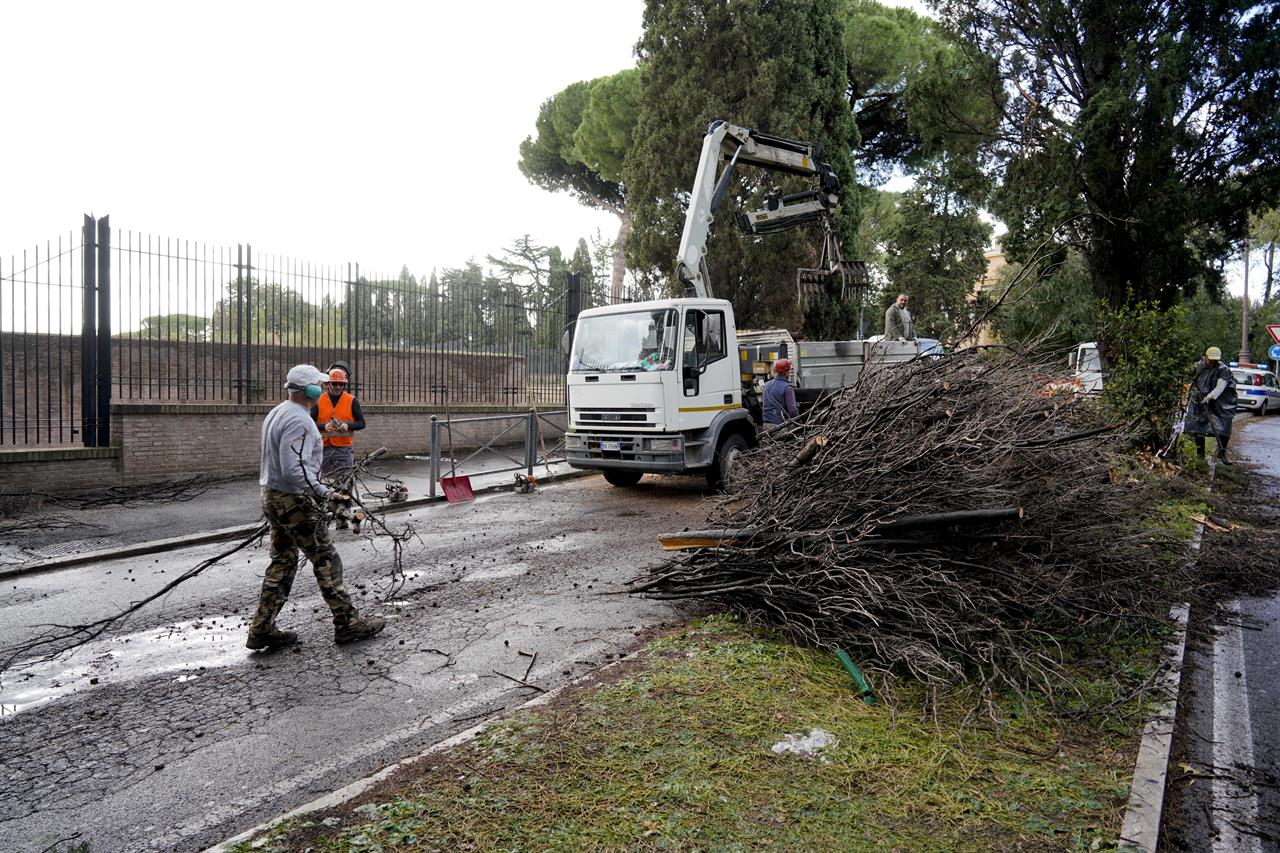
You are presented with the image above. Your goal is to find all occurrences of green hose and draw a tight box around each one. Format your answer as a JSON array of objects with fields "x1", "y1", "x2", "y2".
[{"x1": 835, "y1": 649, "x2": 876, "y2": 705}]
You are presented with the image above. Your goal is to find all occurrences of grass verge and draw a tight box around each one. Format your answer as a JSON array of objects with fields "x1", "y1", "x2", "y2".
[{"x1": 234, "y1": 614, "x2": 1156, "y2": 853}]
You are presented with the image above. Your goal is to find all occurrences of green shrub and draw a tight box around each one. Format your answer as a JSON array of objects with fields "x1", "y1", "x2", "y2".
[{"x1": 1099, "y1": 302, "x2": 1198, "y2": 447}]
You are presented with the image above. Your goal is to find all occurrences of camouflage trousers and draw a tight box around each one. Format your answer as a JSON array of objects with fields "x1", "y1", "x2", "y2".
[{"x1": 249, "y1": 489, "x2": 359, "y2": 636}]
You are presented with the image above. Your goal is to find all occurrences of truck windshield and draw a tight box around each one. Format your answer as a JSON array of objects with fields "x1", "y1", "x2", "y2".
[{"x1": 571, "y1": 309, "x2": 679, "y2": 373}]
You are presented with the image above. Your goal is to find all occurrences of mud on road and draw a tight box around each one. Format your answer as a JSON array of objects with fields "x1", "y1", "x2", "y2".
[{"x1": 0, "y1": 474, "x2": 708, "y2": 853}]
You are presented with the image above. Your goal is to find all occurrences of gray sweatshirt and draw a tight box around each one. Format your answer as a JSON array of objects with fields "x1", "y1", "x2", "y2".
[{"x1": 260, "y1": 399, "x2": 329, "y2": 496}]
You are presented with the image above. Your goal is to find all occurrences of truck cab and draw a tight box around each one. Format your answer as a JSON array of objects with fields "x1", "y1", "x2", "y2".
[
  {"x1": 564, "y1": 297, "x2": 754, "y2": 487},
  {"x1": 1068, "y1": 342, "x2": 1103, "y2": 394}
]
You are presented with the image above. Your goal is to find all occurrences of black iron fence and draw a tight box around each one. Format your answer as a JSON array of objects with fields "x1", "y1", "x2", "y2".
[{"x1": 1, "y1": 215, "x2": 637, "y2": 448}]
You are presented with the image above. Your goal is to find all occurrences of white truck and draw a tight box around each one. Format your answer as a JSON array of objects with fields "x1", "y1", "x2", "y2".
[
  {"x1": 563, "y1": 121, "x2": 919, "y2": 488},
  {"x1": 1068, "y1": 341, "x2": 1103, "y2": 394}
]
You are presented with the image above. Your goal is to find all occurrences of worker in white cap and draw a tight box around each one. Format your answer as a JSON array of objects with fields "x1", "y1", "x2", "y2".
[{"x1": 247, "y1": 364, "x2": 385, "y2": 650}]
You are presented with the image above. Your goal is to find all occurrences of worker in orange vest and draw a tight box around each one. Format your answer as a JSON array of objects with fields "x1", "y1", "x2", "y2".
[{"x1": 311, "y1": 367, "x2": 366, "y2": 483}]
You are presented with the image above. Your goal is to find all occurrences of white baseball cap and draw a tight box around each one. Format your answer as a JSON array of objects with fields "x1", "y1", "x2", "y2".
[{"x1": 284, "y1": 364, "x2": 329, "y2": 388}]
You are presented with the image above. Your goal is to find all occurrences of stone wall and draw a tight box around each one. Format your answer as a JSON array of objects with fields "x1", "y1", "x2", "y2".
[{"x1": 0, "y1": 403, "x2": 566, "y2": 493}]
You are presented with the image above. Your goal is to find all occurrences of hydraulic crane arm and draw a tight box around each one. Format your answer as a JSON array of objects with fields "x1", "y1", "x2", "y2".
[{"x1": 674, "y1": 120, "x2": 841, "y2": 298}]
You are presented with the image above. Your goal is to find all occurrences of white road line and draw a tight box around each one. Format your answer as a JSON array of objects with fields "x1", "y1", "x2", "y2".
[
  {"x1": 1211, "y1": 600, "x2": 1262, "y2": 853},
  {"x1": 149, "y1": 684, "x2": 512, "y2": 852}
]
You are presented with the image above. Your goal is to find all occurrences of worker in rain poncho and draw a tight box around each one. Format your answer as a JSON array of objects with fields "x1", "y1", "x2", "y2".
[{"x1": 1185, "y1": 346, "x2": 1238, "y2": 465}]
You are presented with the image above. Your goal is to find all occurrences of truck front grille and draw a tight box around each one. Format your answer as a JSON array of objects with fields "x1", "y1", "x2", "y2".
[{"x1": 572, "y1": 406, "x2": 657, "y2": 428}]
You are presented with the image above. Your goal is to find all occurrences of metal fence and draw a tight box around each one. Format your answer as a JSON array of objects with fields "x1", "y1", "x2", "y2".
[{"x1": 1, "y1": 214, "x2": 636, "y2": 448}]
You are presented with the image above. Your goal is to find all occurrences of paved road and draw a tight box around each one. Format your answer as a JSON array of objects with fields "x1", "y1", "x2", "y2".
[
  {"x1": 0, "y1": 474, "x2": 707, "y2": 852},
  {"x1": 1163, "y1": 413, "x2": 1280, "y2": 852},
  {"x1": 0, "y1": 450, "x2": 551, "y2": 567}
]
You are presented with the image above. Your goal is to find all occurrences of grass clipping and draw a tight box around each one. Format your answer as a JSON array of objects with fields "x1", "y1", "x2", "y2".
[{"x1": 634, "y1": 349, "x2": 1181, "y2": 697}]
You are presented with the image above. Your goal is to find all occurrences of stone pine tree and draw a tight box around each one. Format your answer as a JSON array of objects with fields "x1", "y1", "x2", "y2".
[
  {"x1": 880, "y1": 156, "x2": 992, "y2": 342},
  {"x1": 518, "y1": 70, "x2": 640, "y2": 301},
  {"x1": 839, "y1": 0, "x2": 999, "y2": 185},
  {"x1": 938, "y1": 0, "x2": 1280, "y2": 309},
  {"x1": 623, "y1": 0, "x2": 858, "y2": 331}
]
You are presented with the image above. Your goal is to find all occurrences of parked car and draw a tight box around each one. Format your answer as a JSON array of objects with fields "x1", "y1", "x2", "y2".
[{"x1": 1231, "y1": 366, "x2": 1280, "y2": 415}]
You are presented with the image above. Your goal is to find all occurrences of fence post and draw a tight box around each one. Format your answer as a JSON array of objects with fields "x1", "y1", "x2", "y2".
[
  {"x1": 526, "y1": 409, "x2": 536, "y2": 476},
  {"x1": 80, "y1": 214, "x2": 97, "y2": 447},
  {"x1": 235, "y1": 244, "x2": 244, "y2": 405},
  {"x1": 429, "y1": 415, "x2": 440, "y2": 497},
  {"x1": 96, "y1": 216, "x2": 112, "y2": 447},
  {"x1": 563, "y1": 271, "x2": 582, "y2": 411},
  {"x1": 352, "y1": 262, "x2": 361, "y2": 395},
  {"x1": 344, "y1": 262, "x2": 353, "y2": 367},
  {"x1": 244, "y1": 245, "x2": 253, "y2": 403}
]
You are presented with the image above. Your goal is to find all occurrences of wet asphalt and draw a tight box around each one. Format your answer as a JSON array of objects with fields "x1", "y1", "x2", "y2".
[
  {"x1": 1162, "y1": 413, "x2": 1280, "y2": 852},
  {"x1": 0, "y1": 472, "x2": 710, "y2": 852},
  {"x1": 0, "y1": 452, "x2": 543, "y2": 566}
]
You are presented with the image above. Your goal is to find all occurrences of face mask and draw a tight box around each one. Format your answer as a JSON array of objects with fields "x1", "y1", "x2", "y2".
[{"x1": 304, "y1": 383, "x2": 323, "y2": 401}]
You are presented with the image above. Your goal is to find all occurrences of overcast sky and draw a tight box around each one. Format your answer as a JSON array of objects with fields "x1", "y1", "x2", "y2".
[
  {"x1": 1, "y1": 0, "x2": 644, "y2": 280},
  {"x1": 0, "y1": 0, "x2": 1256, "y2": 301}
]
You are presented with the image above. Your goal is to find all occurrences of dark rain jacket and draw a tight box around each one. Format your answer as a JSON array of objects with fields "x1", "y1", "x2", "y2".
[{"x1": 1185, "y1": 359, "x2": 1237, "y2": 438}]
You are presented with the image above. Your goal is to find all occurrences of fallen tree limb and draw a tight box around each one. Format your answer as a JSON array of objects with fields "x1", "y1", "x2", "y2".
[
  {"x1": 0, "y1": 522, "x2": 268, "y2": 678},
  {"x1": 632, "y1": 349, "x2": 1198, "y2": 701}
]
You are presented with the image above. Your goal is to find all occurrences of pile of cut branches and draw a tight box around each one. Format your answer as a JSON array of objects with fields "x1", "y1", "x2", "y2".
[{"x1": 634, "y1": 349, "x2": 1185, "y2": 695}]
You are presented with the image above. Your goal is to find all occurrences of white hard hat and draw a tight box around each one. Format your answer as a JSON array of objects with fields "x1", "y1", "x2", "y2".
[{"x1": 285, "y1": 364, "x2": 328, "y2": 388}]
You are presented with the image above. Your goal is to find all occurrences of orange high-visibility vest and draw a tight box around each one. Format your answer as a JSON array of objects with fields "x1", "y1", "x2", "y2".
[{"x1": 316, "y1": 392, "x2": 355, "y2": 448}]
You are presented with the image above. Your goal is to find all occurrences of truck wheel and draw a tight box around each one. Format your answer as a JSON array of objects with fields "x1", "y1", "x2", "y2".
[
  {"x1": 603, "y1": 469, "x2": 643, "y2": 487},
  {"x1": 707, "y1": 433, "x2": 749, "y2": 492}
]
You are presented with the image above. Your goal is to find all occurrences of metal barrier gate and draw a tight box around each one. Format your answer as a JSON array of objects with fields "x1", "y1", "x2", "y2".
[{"x1": 427, "y1": 409, "x2": 567, "y2": 497}]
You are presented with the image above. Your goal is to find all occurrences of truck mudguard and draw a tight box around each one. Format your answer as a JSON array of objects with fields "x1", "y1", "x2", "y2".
[{"x1": 689, "y1": 407, "x2": 756, "y2": 468}]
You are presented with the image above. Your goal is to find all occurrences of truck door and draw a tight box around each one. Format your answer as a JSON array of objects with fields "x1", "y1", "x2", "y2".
[{"x1": 678, "y1": 307, "x2": 738, "y2": 428}]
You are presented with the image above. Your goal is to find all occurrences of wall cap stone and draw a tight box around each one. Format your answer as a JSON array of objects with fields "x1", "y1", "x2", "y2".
[
  {"x1": 110, "y1": 402, "x2": 553, "y2": 416},
  {"x1": 0, "y1": 446, "x2": 120, "y2": 463}
]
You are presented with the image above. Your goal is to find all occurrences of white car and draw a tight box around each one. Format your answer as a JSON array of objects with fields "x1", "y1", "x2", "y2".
[{"x1": 1231, "y1": 366, "x2": 1280, "y2": 415}]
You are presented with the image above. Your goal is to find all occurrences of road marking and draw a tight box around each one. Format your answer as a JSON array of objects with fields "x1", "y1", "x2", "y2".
[
  {"x1": 1211, "y1": 600, "x2": 1261, "y2": 853},
  {"x1": 151, "y1": 684, "x2": 512, "y2": 851}
]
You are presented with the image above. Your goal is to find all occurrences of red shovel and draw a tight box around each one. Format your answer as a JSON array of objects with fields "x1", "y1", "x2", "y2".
[{"x1": 439, "y1": 410, "x2": 474, "y2": 503}]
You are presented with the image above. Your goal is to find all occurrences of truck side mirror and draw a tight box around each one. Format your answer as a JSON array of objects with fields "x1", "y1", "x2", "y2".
[{"x1": 1068, "y1": 351, "x2": 1078, "y2": 370}]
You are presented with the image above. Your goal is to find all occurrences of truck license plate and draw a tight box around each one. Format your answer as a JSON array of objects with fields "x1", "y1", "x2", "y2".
[{"x1": 601, "y1": 440, "x2": 621, "y2": 451}]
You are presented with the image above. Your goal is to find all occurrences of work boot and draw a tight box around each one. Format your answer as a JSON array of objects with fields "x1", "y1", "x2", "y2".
[
  {"x1": 1217, "y1": 448, "x2": 1233, "y2": 466},
  {"x1": 335, "y1": 615, "x2": 386, "y2": 645},
  {"x1": 246, "y1": 627, "x2": 299, "y2": 651}
]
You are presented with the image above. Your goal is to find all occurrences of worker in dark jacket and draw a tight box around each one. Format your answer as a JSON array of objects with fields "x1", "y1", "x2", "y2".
[
  {"x1": 762, "y1": 358, "x2": 799, "y2": 427},
  {"x1": 1186, "y1": 346, "x2": 1238, "y2": 464}
]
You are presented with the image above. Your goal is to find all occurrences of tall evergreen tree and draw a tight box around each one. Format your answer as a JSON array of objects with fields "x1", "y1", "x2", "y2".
[
  {"x1": 519, "y1": 70, "x2": 640, "y2": 300},
  {"x1": 880, "y1": 157, "x2": 993, "y2": 341},
  {"x1": 938, "y1": 0, "x2": 1280, "y2": 308},
  {"x1": 623, "y1": 0, "x2": 858, "y2": 330}
]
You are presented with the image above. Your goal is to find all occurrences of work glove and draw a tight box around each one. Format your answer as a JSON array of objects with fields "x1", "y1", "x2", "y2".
[
  {"x1": 326, "y1": 491, "x2": 352, "y2": 512},
  {"x1": 1189, "y1": 389, "x2": 1205, "y2": 406}
]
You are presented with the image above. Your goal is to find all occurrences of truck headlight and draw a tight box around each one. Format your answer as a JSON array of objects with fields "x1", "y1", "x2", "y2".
[
  {"x1": 646, "y1": 437, "x2": 682, "y2": 452},
  {"x1": 564, "y1": 433, "x2": 583, "y2": 449}
]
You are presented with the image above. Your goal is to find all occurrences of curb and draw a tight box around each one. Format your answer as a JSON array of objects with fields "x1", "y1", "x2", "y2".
[
  {"x1": 204, "y1": 648, "x2": 642, "y2": 853},
  {"x1": 1117, "y1": 524, "x2": 1202, "y2": 852},
  {"x1": 0, "y1": 468, "x2": 595, "y2": 582}
]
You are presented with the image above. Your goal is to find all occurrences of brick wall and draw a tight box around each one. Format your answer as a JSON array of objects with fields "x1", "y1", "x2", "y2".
[
  {"x1": 0, "y1": 447, "x2": 121, "y2": 495},
  {"x1": 0, "y1": 403, "x2": 566, "y2": 493}
]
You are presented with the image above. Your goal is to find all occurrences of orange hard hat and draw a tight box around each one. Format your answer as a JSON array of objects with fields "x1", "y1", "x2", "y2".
[
  {"x1": 328, "y1": 368, "x2": 349, "y2": 383},
  {"x1": 773, "y1": 358, "x2": 791, "y2": 375}
]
